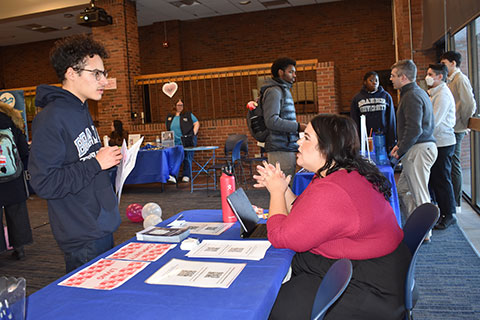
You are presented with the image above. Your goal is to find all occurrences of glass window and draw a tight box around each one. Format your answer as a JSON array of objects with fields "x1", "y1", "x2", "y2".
[{"x1": 454, "y1": 27, "x2": 469, "y2": 76}]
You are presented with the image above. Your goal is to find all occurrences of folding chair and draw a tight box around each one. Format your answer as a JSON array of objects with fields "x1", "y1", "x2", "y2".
[
  {"x1": 402, "y1": 203, "x2": 440, "y2": 320},
  {"x1": 311, "y1": 259, "x2": 353, "y2": 320}
]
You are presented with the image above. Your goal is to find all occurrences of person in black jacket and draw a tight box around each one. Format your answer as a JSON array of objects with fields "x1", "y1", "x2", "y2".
[
  {"x1": 165, "y1": 99, "x2": 200, "y2": 183},
  {"x1": 350, "y1": 71, "x2": 397, "y2": 152},
  {"x1": 0, "y1": 102, "x2": 33, "y2": 260},
  {"x1": 28, "y1": 34, "x2": 123, "y2": 273}
]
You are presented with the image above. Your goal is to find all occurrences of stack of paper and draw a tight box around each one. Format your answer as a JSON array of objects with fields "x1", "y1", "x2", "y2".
[
  {"x1": 145, "y1": 259, "x2": 246, "y2": 289},
  {"x1": 186, "y1": 240, "x2": 271, "y2": 261}
]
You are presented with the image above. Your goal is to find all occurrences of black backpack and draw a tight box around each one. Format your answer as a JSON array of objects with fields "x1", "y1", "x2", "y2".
[{"x1": 246, "y1": 85, "x2": 285, "y2": 142}]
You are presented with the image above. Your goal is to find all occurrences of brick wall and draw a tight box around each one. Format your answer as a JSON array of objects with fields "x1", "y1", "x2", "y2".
[
  {"x1": 0, "y1": 39, "x2": 58, "y2": 88},
  {"x1": 138, "y1": 0, "x2": 395, "y2": 112},
  {"x1": 0, "y1": 0, "x2": 443, "y2": 165},
  {"x1": 92, "y1": 0, "x2": 142, "y2": 137}
]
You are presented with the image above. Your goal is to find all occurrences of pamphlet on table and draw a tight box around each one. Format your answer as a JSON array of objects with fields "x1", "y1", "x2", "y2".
[
  {"x1": 181, "y1": 222, "x2": 234, "y2": 235},
  {"x1": 106, "y1": 242, "x2": 176, "y2": 262},
  {"x1": 186, "y1": 240, "x2": 271, "y2": 260},
  {"x1": 58, "y1": 259, "x2": 149, "y2": 290},
  {"x1": 145, "y1": 258, "x2": 246, "y2": 288},
  {"x1": 115, "y1": 137, "x2": 144, "y2": 204}
]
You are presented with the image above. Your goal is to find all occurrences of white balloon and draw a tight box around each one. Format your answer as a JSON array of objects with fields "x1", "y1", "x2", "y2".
[
  {"x1": 143, "y1": 214, "x2": 163, "y2": 229},
  {"x1": 142, "y1": 202, "x2": 162, "y2": 219}
]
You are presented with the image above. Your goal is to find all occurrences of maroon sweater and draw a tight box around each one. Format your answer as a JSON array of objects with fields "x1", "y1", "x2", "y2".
[{"x1": 267, "y1": 170, "x2": 403, "y2": 260}]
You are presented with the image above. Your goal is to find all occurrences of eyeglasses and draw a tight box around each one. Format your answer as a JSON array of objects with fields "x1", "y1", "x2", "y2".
[{"x1": 75, "y1": 68, "x2": 108, "y2": 81}]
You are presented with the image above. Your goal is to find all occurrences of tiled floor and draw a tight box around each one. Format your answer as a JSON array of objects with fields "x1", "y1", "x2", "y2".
[{"x1": 457, "y1": 198, "x2": 480, "y2": 255}]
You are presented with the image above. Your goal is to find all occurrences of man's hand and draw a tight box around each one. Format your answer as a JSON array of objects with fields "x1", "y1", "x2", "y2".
[
  {"x1": 390, "y1": 145, "x2": 399, "y2": 159},
  {"x1": 96, "y1": 146, "x2": 123, "y2": 170}
]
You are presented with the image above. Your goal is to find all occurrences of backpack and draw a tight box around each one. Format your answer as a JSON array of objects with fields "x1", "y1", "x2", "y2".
[
  {"x1": 0, "y1": 128, "x2": 23, "y2": 183},
  {"x1": 246, "y1": 85, "x2": 285, "y2": 142}
]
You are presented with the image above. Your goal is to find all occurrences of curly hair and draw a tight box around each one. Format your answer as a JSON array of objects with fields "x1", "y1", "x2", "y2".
[
  {"x1": 310, "y1": 114, "x2": 392, "y2": 201},
  {"x1": 271, "y1": 57, "x2": 296, "y2": 78},
  {"x1": 49, "y1": 34, "x2": 109, "y2": 82}
]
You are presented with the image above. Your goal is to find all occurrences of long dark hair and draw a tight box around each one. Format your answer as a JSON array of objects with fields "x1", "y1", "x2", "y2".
[
  {"x1": 112, "y1": 120, "x2": 124, "y2": 136},
  {"x1": 310, "y1": 114, "x2": 391, "y2": 200}
]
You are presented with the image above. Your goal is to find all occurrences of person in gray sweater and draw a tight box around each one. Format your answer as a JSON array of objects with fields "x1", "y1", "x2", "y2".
[{"x1": 390, "y1": 60, "x2": 437, "y2": 239}]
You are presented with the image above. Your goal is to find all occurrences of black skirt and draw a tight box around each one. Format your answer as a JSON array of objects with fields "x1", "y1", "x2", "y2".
[{"x1": 269, "y1": 242, "x2": 411, "y2": 320}]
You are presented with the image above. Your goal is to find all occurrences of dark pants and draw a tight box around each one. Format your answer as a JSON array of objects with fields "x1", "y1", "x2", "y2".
[
  {"x1": 64, "y1": 233, "x2": 114, "y2": 274},
  {"x1": 269, "y1": 244, "x2": 410, "y2": 320},
  {"x1": 452, "y1": 132, "x2": 466, "y2": 206},
  {"x1": 182, "y1": 150, "x2": 194, "y2": 178},
  {"x1": 0, "y1": 201, "x2": 33, "y2": 252},
  {"x1": 429, "y1": 145, "x2": 456, "y2": 219}
]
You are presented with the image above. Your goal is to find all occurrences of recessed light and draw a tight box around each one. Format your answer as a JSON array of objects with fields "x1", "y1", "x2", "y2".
[{"x1": 239, "y1": 0, "x2": 251, "y2": 4}]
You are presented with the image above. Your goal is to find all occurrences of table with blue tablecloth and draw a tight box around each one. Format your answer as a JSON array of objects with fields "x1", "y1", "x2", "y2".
[
  {"x1": 26, "y1": 210, "x2": 294, "y2": 320},
  {"x1": 124, "y1": 145, "x2": 184, "y2": 184},
  {"x1": 292, "y1": 165, "x2": 402, "y2": 227}
]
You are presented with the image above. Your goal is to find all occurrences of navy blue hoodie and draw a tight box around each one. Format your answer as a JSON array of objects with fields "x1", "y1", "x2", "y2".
[
  {"x1": 350, "y1": 85, "x2": 397, "y2": 151},
  {"x1": 28, "y1": 85, "x2": 120, "y2": 252}
]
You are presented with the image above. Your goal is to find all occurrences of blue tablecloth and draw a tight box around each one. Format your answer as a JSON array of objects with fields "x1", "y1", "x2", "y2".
[
  {"x1": 26, "y1": 210, "x2": 294, "y2": 320},
  {"x1": 292, "y1": 165, "x2": 402, "y2": 227},
  {"x1": 125, "y1": 145, "x2": 184, "y2": 184}
]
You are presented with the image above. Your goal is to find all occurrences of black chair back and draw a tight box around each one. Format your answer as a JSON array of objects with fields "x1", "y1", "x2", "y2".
[{"x1": 402, "y1": 203, "x2": 440, "y2": 320}]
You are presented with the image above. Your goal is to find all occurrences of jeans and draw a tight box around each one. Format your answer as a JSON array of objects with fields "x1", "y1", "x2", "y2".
[
  {"x1": 452, "y1": 132, "x2": 466, "y2": 206},
  {"x1": 64, "y1": 233, "x2": 114, "y2": 274},
  {"x1": 182, "y1": 150, "x2": 194, "y2": 178},
  {"x1": 429, "y1": 145, "x2": 455, "y2": 219}
]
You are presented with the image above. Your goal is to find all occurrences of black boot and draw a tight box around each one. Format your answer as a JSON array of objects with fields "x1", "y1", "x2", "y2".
[
  {"x1": 12, "y1": 246, "x2": 25, "y2": 260},
  {"x1": 434, "y1": 215, "x2": 457, "y2": 230}
]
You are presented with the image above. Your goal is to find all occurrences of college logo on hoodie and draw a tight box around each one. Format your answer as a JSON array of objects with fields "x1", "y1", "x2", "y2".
[
  {"x1": 74, "y1": 125, "x2": 100, "y2": 160},
  {"x1": 358, "y1": 98, "x2": 387, "y2": 113}
]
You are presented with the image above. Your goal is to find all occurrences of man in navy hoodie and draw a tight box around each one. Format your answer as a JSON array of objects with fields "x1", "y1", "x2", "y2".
[{"x1": 29, "y1": 34, "x2": 123, "y2": 273}]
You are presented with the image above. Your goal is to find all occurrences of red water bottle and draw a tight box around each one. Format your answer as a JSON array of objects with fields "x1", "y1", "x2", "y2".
[{"x1": 220, "y1": 167, "x2": 237, "y2": 223}]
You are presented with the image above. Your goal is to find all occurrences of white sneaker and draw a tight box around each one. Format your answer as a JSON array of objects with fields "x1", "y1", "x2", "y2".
[
  {"x1": 456, "y1": 206, "x2": 461, "y2": 214},
  {"x1": 182, "y1": 176, "x2": 190, "y2": 183},
  {"x1": 168, "y1": 175, "x2": 177, "y2": 183}
]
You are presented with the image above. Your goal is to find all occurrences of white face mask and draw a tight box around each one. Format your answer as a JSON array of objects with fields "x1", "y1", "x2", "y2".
[{"x1": 425, "y1": 75, "x2": 435, "y2": 87}]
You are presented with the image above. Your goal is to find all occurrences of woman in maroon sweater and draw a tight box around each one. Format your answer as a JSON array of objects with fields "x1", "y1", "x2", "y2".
[{"x1": 254, "y1": 114, "x2": 410, "y2": 320}]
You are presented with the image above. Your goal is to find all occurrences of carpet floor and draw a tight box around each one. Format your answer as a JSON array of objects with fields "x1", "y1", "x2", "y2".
[{"x1": 414, "y1": 225, "x2": 480, "y2": 319}]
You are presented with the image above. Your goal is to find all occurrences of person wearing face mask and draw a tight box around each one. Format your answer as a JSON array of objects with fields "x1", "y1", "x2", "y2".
[
  {"x1": 350, "y1": 71, "x2": 396, "y2": 152},
  {"x1": 425, "y1": 64, "x2": 457, "y2": 230}
]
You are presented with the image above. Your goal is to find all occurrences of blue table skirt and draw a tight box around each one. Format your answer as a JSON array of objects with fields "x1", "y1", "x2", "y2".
[
  {"x1": 26, "y1": 210, "x2": 294, "y2": 320},
  {"x1": 124, "y1": 145, "x2": 184, "y2": 184},
  {"x1": 292, "y1": 166, "x2": 402, "y2": 227}
]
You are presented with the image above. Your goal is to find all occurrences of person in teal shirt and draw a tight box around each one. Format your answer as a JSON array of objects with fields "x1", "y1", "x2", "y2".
[{"x1": 166, "y1": 99, "x2": 200, "y2": 183}]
